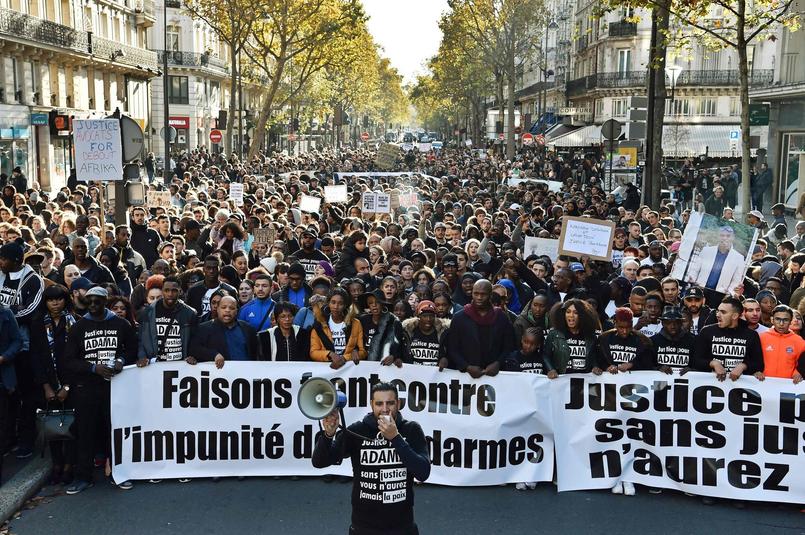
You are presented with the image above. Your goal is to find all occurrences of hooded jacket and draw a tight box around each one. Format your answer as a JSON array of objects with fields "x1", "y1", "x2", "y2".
[
  {"x1": 0, "y1": 263, "x2": 44, "y2": 327},
  {"x1": 693, "y1": 319, "x2": 763, "y2": 374},
  {"x1": 401, "y1": 316, "x2": 450, "y2": 365},
  {"x1": 60, "y1": 310, "x2": 138, "y2": 385},
  {"x1": 309, "y1": 306, "x2": 367, "y2": 362},
  {"x1": 513, "y1": 301, "x2": 548, "y2": 342},
  {"x1": 312, "y1": 412, "x2": 430, "y2": 531},
  {"x1": 130, "y1": 220, "x2": 160, "y2": 268}
]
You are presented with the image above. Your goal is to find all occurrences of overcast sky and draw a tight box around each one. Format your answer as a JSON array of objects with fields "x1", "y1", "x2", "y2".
[{"x1": 362, "y1": 0, "x2": 450, "y2": 85}]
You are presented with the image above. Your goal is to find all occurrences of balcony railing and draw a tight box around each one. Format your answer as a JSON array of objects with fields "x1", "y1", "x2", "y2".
[
  {"x1": 0, "y1": 7, "x2": 158, "y2": 71},
  {"x1": 566, "y1": 68, "x2": 776, "y2": 97},
  {"x1": 677, "y1": 69, "x2": 774, "y2": 87},
  {"x1": 608, "y1": 21, "x2": 637, "y2": 37},
  {"x1": 157, "y1": 50, "x2": 230, "y2": 73},
  {"x1": 94, "y1": 36, "x2": 160, "y2": 70},
  {"x1": 0, "y1": 6, "x2": 88, "y2": 53}
]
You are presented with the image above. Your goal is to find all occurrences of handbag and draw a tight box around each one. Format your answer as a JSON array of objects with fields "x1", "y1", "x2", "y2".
[{"x1": 36, "y1": 403, "x2": 75, "y2": 442}]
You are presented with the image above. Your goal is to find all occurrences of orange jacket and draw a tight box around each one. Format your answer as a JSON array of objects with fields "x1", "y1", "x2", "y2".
[
  {"x1": 309, "y1": 306, "x2": 366, "y2": 362},
  {"x1": 759, "y1": 329, "x2": 805, "y2": 378}
]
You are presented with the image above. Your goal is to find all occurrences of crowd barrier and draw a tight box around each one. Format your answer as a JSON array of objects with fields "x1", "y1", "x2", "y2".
[{"x1": 110, "y1": 362, "x2": 805, "y2": 503}]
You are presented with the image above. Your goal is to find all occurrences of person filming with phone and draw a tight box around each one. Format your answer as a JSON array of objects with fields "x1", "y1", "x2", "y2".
[{"x1": 312, "y1": 382, "x2": 431, "y2": 535}]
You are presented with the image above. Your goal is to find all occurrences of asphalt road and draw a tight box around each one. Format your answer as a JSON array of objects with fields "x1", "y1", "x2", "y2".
[{"x1": 8, "y1": 475, "x2": 804, "y2": 535}]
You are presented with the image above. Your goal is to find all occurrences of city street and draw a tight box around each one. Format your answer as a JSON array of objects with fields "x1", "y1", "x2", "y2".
[{"x1": 8, "y1": 475, "x2": 805, "y2": 534}]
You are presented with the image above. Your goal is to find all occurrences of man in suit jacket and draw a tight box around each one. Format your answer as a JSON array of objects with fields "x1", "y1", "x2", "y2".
[
  {"x1": 687, "y1": 226, "x2": 746, "y2": 295},
  {"x1": 189, "y1": 296, "x2": 259, "y2": 367}
]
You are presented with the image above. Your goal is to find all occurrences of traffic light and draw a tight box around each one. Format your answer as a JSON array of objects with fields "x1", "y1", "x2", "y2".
[
  {"x1": 292, "y1": 117, "x2": 300, "y2": 131},
  {"x1": 217, "y1": 110, "x2": 228, "y2": 130}
]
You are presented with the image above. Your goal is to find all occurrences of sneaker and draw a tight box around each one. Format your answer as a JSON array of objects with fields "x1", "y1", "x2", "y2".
[
  {"x1": 623, "y1": 482, "x2": 636, "y2": 496},
  {"x1": 14, "y1": 447, "x2": 33, "y2": 460},
  {"x1": 117, "y1": 480, "x2": 134, "y2": 490},
  {"x1": 648, "y1": 487, "x2": 663, "y2": 494},
  {"x1": 148, "y1": 479, "x2": 162, "y2": 484},
  {"x1": 515, "y1": 482, "x2": 527, "y2": 491},
  {"x1": 611, "y1": 482, "x2": 623, "y2": 494},
  {"x1": 178, "y1": 478, "x2": 191, "y2": 483},
  {"x1": 66, "y1": 480, "x2": 94, "y2": 495},
  {"x1": 526, "y1": 482, "x2": 538, "y2": 490}
]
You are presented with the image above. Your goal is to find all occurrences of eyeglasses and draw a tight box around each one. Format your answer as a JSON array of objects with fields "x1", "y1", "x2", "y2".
[{"x1": 772, "y1": 317, "x2": 791, "y2": 324}]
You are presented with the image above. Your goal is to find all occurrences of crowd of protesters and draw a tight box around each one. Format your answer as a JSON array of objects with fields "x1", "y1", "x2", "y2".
[{"x1": 0, "y1": 143, "x2": 801, "y2": 507}]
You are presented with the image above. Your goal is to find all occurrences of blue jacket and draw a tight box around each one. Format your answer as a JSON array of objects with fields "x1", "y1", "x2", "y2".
[
  {"x1": 0, "y1": 307, "x2": 24, "y2": 390},
  {"x1": 238, "y1": 297, "x2": 275, "y2": 331}
]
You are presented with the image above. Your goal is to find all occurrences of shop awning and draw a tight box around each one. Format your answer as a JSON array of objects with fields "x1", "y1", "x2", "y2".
[
  {"x1": 544, "y1": 123, "x2": 581, "y2": 141},
  {"x1": 549, "y1": 125, "x2": 604, "y2": 147}
]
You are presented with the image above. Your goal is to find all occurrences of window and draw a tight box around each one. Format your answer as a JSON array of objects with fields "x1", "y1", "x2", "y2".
[
  {"x1": 595, "y1": 99, "x2": 604, "y2": 117},
  {"x1": 612, "y1": 98, "x2": 628, "y2": 117},
  {"x1": 665, "y1": 98, "x2": 691, "y2": 116},
  {"x1": 698, "y1": 98, "x2": 717, "y2": 116},
  {"x1": 782, "y1": 53, "x2": 799, "y2": 84},
  {"x1": 617, "y1": 49, "x2": 631, "y2": 74},
  {"x1": 167, "y1": 75, "x2": 188, "y2": 104},
  {"x1": 729, "y1": 97, "x2": 740, "y2": 116},
  {"x1": 701, "y1": 49, "x2": 721, "y2": 71},
  {"x1": 167, "y1": 25, "x2": 180, "y2": 51}
]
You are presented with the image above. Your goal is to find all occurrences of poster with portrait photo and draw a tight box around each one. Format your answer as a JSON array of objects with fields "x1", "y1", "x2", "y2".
[{"x1": 670, "y1": 212, "x2": 758, "y2": 295}]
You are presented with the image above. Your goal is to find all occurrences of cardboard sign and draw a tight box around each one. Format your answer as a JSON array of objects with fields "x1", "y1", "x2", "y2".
[
  {"x1": 229, "y1": 183, "x2": 244, "y2": 206},
  {"x1": 148, "y1": 190, "x2": 172, "y2": 208},
  {"x1": 400, "y1": 191, "x2": 419, "y2": 208},
  {"x1": 362, "y1": 192, "x2": 377, "y2": 213},
  {"x1": 252, "y1": 227, "x2": 277, "y2": 247},
  {"x1": 390, "y1": 191, "x2": 401, "y2": 209},
  {"x1": 375, "y1": 143, "x2": 399, "y2": 170},
  {"x1": 375, "y1": 193, "x2": 391, "y2": 213},
  {"x1": 324, "y1": 185, "x2": 348, "y2": 203},
  {"x1": 524, "y1": 236, "x2": 560, "y2": 260},
  {"x1": 418, "y1": 142, "x2": 432, "y2": 152},
  {"x1": 557, "y1": 216, "x2": 616, "y2": 262},
  {"x1": 73, "y1": 119, "x2": 123, "y2": 182},
  {"x1": 299, "y1": 194, "x2": 322, "y2": 213}
]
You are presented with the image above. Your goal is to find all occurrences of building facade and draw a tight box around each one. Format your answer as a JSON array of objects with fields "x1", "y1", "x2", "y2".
[{"x1": 0, "y1": 0, "x2": 159, "y2": 191}]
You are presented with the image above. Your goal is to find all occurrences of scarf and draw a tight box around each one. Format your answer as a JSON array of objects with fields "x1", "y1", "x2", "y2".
[
  {"x1": 499, "y1": 279, "x2": 523, "y2": 314},
  {"x1": 463, "y1": 303, "x2": 499, "y2": 326},
  {"x1": 44, "y1": 312, "x2": 77, "y2": 353}
]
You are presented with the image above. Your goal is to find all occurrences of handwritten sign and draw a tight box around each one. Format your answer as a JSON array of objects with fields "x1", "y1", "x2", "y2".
[
  {"x1": 375, "y1": 193, "x2": 391, "y2": 213},
  {"x1": 299, "y1": 194, "x2": 322, "y2": 213},
  {"x1": 324, "y1": 185, "x2": 348, "y2": 203},
  {"x1": 73, "y1": 119, "x2": 123, "y2": 182},
  {"x1": 557, "y1": 216, "x2": 615, "y2": 262},
  {"x1": 230, "y1": 183, "x2": 244, "y2": 206},
  {"x1": 524, "y1": 236, "x2": 560, "y2": 260},
  {"x1": 375, "y1": 143, "x2": 399, "y2": 170},
  {"x1": 399, "y1": 191, "x2": 419, "y2": 208},
  {"x1": 148, "y1": 190, "x2": 171, "y2": 208},
  {"x1": 252, "y1": 227, "x2": 277, "y2": 247},
  {"x1": 362, "y1": 192, "x2": 377, "y2": 212}
]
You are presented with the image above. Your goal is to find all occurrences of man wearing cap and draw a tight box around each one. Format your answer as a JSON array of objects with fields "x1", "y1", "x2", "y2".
[
  {"x1": 682, "y1": 286, "x2": 712, "y2": 335},
  {"x1": 0, "y1": 237, "x2": 45, "y2": 459},
  {"x1": 651, "y1": 305, "x2": 696, "y2": 373},
  {"x1": 404, "y1": 300, "x2": 450, "y2": 367},
  {"x1": 272, "y1": 263, "x2": 312, "y2": 307},
  {"x1": 62, "y1": 286, "x2": 137, "y2": 494},
  {"x1": 746, "y1": 210, "x2": 765, "y2": 231},
  {"x1": 183, "y1": 218, "x2": 212, "y2": 260},
  {"x1": 70, "y1": 277, "x2": 93, "y2": 316},
  {"x1": 287, "y1": 228, "x2": 329, "y2": 281},
  {"x1": 440, "y1": 253, "x2": 460, "y2": 292},
  {"x1": 686, "y1": 226, "x2": 746, "y2": 294}
]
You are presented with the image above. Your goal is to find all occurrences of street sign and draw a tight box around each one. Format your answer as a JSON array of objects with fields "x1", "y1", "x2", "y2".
[
  {"x1": 522, "y1": 133, "x2": 534, "y2": 145},
  {"x1": 498, "y1": 133, "x2": 505, "y2": 140},
  {"x1": 601, "y1": 118, "x2": 622, "y2": 141},
  {"x1": 30, "y1": 113, "x2": 48, "y2": 126},
  {"x1": 729, "y1": 130, "x2": 740, "y2": 140},
  {"x1": 535, "y1": 134, "x2": 546, "y2": 146},
  {"x1": 160, "y1": 126, "x2": 177, "y2": 142},
  {"x1": 360, "y1": 132, "x2": 370, "y2": 141},
  {"x1": 749, "y1": 103, "x2": 770, "y2": 126},
  {"x1": 209, "y1": 129, "x2": 223, "y2": 143},
  {"x1": 288, "y1": 133, "x2": 297, "y2": 141}
]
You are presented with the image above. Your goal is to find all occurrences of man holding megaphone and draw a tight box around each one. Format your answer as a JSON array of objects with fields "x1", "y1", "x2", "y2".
[{"x1": 310, "y1": 382, "x2": 430, "y2": 535}]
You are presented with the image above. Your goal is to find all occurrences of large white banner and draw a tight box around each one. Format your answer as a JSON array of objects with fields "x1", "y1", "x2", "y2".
[
  {"x1": 551, "y1": 372, "x2": 805, "y2": 504},
  {"x1": 111, "y1": 362, "x2": 554, "y2": 486}
]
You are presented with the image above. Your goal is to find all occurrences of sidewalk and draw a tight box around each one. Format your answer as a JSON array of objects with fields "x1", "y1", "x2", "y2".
[{"x1": 0, "y1": 449, "x2": 51, "y2": 524}]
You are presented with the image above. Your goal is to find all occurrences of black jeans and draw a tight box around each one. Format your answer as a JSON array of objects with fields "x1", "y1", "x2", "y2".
[
  {"x1": 73, "y1": 381, "x2": 110, "y2": 482},
  {"x1": 13, "y1": 351, "x2": 40, "y2": 450},
  {"x1": 0, "y1": 387, "x2": 8, "y2": 484}
]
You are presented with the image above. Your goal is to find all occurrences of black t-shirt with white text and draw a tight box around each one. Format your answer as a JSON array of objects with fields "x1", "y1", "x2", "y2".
[
  {"x1": 408, "y1": 327, "x2": 441, "y2": 366},
  {"x1": 651, "y1": 331, "x2": 695, "y2": 371},
  {"x1": 565, "y1": 335, "x2": 588, "y2": 373},
  {"x1": 154, "y1": 301, "x2": 184, "y2": 361}
]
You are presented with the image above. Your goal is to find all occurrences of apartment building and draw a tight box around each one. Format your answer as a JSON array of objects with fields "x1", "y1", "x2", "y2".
[{"x1": 0, "y1": 0, "x2": 159, "y2": 190}]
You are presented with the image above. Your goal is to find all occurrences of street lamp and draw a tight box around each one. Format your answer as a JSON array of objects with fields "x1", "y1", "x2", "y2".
[
  {"x1": 538, "y1": 19, "x2": 559, "y2": 127},
  {"x1": 665, "y1": 64, "x2": 683, "y2": 102}
]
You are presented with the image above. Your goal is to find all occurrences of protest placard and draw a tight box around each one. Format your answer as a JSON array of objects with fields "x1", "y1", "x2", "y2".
[
  {"x1": 400, "y1": 191, "x2": 419, "y2": 208},
  {"x1": 375, "y1": 193, "x2": 391, "y2": 213},
  {"x1": 390, "y1": 190, "x2": 401, "y2": 209},
  {"x1": 148, "y1": 190, "x2": 171, "y2": 208},
  {"x1": 252, "y1": 227, "x2": 277, "y2": 247},
  {"x1": 73, "y1": 119, "x2": 123, "y2": 182},
  {"x1": 324, "y1": 185, "x2": 348, "y2": 203},
  {"x1": 299, "y1": 194, "x2": 322, "y2": 213},
  {"x1": 558, "y1": 216, "x2": 615, "y2": 261},
  {"x1": 375, "y1": 143, "x2": 399, "y2": 170},
  {"x1": 362, "y1": 192, "x2": 377, "y2": 212},
  {"x1": 229, "y1": 183, "x2": 244, "y2": 206},
  {"x1": 524, "y1": 236, "x2": 559, "y2": 260}
]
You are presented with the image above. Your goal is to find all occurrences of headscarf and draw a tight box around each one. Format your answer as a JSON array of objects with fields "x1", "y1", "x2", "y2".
[{"x1": 499, "y1": 279, "x2": 523, "y2": 314}]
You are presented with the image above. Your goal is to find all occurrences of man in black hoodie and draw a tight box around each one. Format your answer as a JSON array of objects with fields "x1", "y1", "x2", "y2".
[
  {"x1": 651, "y1": 305, "x2": 696, "y2": 373},
  {"x1": 129, "y1": 206, "x2": 160, "y2": 268},
  {"x1": 693, "y1": 295, "x2": 763, "y2": 381},
  {"x1": 313, "y1": 382, "x2": 430, "y2": 534},
  {"x1": 60, "y1": 286, "x2": 137, "y2": 494}
]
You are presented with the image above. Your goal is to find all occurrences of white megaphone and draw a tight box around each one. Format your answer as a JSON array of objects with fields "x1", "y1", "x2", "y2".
[{"x1": 298, "y1": 377, "x2": 348, "y2": 420}]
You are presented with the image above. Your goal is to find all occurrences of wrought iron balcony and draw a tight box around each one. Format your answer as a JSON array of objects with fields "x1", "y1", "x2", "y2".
[
  {"x1": 94, "y1": 36, "x2": 159, "y2": 70},
  {"x1": 596, "y1": 71, "x2": 647, "y2": 88},
  {"x1": 157, "y1": 50, "x2": 230, "y2": 73},
  {"x1": 608, "y1": 21, "x2": 637, "y2": 37},
  {"x1": 0, "y1": 6, "x2": 88, "y2": 53},
  {"x1": 676, "y1": 69, "x2": 774, "y2": 87}
]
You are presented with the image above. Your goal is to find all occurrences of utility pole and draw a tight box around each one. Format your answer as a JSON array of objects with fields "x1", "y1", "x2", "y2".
[{"x1": 162, "y1": 0, "x2": 171, "y2": 181}]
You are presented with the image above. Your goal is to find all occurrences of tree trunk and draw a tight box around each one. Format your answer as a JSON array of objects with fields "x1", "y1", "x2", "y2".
[
  {"x1": 247, "y1": 58, "x2": 286, "y2": 160},
  {"x1": 226, "y1": 44, "x2": 238, "y2": 156},
  {"x1": 737, "y1": 0, "x2": 751, "y2": 215},
  {"x1": 496, "y1": 72, "x2": 504, "y2": 150},
  {"x1": 506, "y1": 60, "x2": 516, "y2": 159}
]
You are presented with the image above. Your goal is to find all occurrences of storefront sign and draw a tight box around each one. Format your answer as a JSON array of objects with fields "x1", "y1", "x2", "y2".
[
  {"x1": 169, "y1": 117, "x2": 190, "y2": 129},
  {"x1": 30, "y1": 113, "x2": 49, "y2": 126}
]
